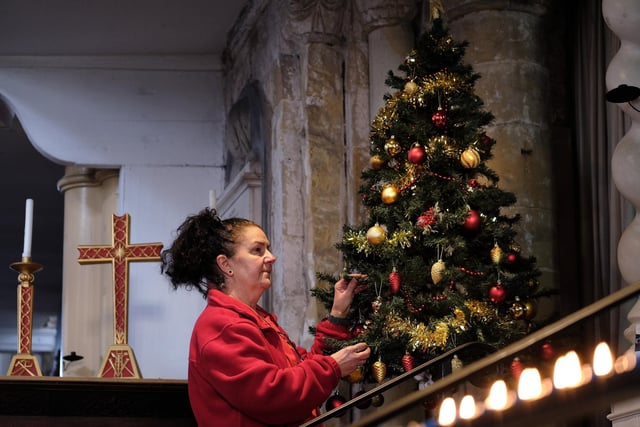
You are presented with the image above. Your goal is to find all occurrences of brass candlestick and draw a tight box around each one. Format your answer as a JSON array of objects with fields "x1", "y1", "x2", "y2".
[{"x1": 6, "y1": 256, "x2": 43, "y2": 376}]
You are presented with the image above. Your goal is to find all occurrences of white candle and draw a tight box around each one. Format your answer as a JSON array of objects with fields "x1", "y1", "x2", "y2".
[
  {"x1": 22, "y1": 198, "x2": 34, "y2": 258},
  {"x1": 209, "y1": 190, "x2": 216, "y2": 210}
]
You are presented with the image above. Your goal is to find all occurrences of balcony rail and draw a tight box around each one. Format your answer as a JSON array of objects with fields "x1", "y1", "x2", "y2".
[{"x1": 303, "y1": 279, "x2": 640, "y2": 427}]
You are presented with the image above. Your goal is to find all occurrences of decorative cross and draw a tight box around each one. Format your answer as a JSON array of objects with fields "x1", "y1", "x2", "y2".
[{"x1": 78, "y1": 213, "x2": 163, "y2": 378}]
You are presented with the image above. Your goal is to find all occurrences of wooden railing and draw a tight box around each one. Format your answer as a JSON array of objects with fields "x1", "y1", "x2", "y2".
[{"x1": 304, "y1": 280, "x2": 640, "y2": 427}]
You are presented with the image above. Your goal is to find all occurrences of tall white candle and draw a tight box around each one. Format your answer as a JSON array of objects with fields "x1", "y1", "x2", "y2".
[
  {"x1": 22, "y1": 198, "x2": 34, "y2": 258},
  {"x1": 209, "y1": 190, "x2": 216, "y2": 210}
]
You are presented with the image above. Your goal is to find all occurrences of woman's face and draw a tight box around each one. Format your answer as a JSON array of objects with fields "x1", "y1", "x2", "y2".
[{"x1": 225, "y1": 225, "x2": 276, "y2": 304}]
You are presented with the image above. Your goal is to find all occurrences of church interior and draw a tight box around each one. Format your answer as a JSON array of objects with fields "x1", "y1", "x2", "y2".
[{"x1": 1, "y1": 0, "x2": 640, "y2": 426}]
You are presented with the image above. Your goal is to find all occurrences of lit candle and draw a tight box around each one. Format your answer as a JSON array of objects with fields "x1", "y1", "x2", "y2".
[
  {"x1": 22, "y1": 198, "x2": 34, "y2": 258},
  {"x1": 438, "y1": 397, "x2": 457, "y2": 426},
  {"x1": 517, "y1": 368, "x2": 542, "y2": 400},
  {"x1": 209, "y1": 190, "x2": 216, "y2": 210}
]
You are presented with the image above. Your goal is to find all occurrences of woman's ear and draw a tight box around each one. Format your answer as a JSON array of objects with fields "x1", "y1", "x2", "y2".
[{"x1": 216, "y1": 254, "x2": 230, "y2": 274}]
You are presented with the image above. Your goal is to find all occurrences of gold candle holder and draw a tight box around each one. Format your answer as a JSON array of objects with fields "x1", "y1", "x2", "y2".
[{"x1": 6, "y1": 256, "x2": 44, "y2": 376}]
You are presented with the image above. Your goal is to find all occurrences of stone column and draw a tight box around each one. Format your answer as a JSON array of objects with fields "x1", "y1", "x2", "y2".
[
  {"x1": 603, "y1": 0, "x2": 640, "y2": 425},
  {"x1": 355, "y1": 0, "x2": 417, "y2": 120},
  {"x1": 445, "y1": 1, "x2": 556, "y2": 316},
  {"x1": 57, "y1": 166, "x2": 118, "y2": 376}
]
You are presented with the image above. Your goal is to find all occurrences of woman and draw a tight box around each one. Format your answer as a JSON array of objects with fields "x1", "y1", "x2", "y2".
[{"x1": 161, "y1": 208, "x2": 371, "y2": 427}]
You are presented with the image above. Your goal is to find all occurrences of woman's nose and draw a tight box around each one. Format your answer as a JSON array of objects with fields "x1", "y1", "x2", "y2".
[{"x1": 265, "y1": 250, "x2": 276, "y2": 263}]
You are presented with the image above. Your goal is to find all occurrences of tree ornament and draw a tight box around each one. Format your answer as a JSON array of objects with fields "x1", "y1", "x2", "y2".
[
  {"x1": 463, "y1": 209, "x2": 481, "y2": 233},
  {"x1": 369, "y1": 154, "x2": 385, "y2": 170},
  {"x1": 404, "y1": 80, "x2": 419, "y2": 95},
  {"x1": 489, "y1": 283, "x2": 506, "y2": 304},
  {"x1": 381, "y1": 185, "x2": 399, "y2": 204},
  {"x1": 384, "y1": 135, "x2": 401, "y2": 156},
  {"x1": 460, "y1": 147, "x2": 481, "y2": 169},
  {"x1": 431, "y1": 245, "x2": 446, "y2": 284},
  {"x1": 354, "y1": 386, "x2": 372, "y2": 410},
  {"x1": 371, "y1": 394, "x2": 385, "y2": 407},
  {"x1": 345, "y1": 365, "x2": 364, "y2": 384},
  {"x1": 490, "y1": 243, "x2": 503, "y2": 264},
  {"x1": 541, "y1": 342, "x2": 554, "y2": 360},
  {"x1": 351, "y1": 323, "x2": 365, "y2": 337},
  {"x1": 389, "y1": 268, "x2": 401, "y2": 294},
  {"x1": 509, "y1": 301, "x2": 526, "y2": 319},
  {"x1": 524, "y1": 300, "x2": 537, "y2": 320},
  {"x1": 407, "y1": 143, "x2": 427, "y2": 164},
  {"x1": 432, "y1": 106, "x2": 447, "y2": 128},
  {"x1": 366, "y1": 223, "x2": 387, "y2": 244},
  {"x1": 431, "y1": 259, "x2": 445, "y2": 284},
  {"x1": 506, "y1": 252, "x2": 518, "y2": 264},
  {"x1": 325, "y1": 391, "x2": 346, "y2": 411},
  {"x1": 372, "y1": 359, "x2": 387, "y2": 384},
  {"x1": 510, "y1": 357, "x2": 524, "y2": 380},
  {"x1": 371, "y1": 296, "x2": 382, "y2": 313},
  {"x1": 451, "y1": 354, "x2": 463, "y2": 372},
  {"x1": 402, "y1": 352, "x2": 415, "y2": 372}
]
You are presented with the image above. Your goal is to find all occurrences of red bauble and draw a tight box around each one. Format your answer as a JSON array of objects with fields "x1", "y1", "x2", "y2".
[
  {"x1": 510, "y1": 357, "x2": 523, "y2": 380},
  {"x1": 389, "y1": 269, "x2": 401, "y2": 294},
  {"x1": 432, "y1": 107, "x2": 447, "y2": 128},
  {"x1": 463, "y1": 209, "x2": 481, "y2": 233},
  {"x1": 325, "y1": 393, "x2": 346, "y2": 411},
  {"x1": 351, "y1": 324, "x2": 365, "y2": 337},
  {"x1": 402, "y1": 352, "x2": 415, "y2": 372},
  {"x1": 489, "y1": 284, "x2": 506, "y2": 304},
  {"x1": 507, "y1": 253, "x2": 518, "y2": 264},
  {"x1": 541, "y1": 342, "x2": 554, "y2": 360},
  {"x1": 354, "y1": 389, "x2": 372, "y2": 410},
  {"x1": 408, "y1": 143, "x2": 427, "y2": 164}
]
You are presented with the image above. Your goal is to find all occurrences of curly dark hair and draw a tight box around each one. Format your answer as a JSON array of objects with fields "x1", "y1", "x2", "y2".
[{"x1": 161, "y1": 208, "x2": 259, "y2": 297}]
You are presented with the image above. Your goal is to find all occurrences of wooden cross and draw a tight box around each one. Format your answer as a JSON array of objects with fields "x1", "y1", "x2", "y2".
[{"x1": 78, "y1": 213, "x2": 163, "y2": 378}]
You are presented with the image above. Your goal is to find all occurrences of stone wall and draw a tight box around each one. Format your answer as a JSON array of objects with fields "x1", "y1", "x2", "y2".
[{"x1": 223, "y1": 0, "x2": 561, "y2": 344}]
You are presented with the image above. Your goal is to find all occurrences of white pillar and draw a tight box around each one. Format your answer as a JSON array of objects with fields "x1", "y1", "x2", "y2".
[
  {"x1": 57, "y1": 167, "x2": 118, "y2": 376},
  {"x1": 603, "y1": 0, "x2": 640, "y2": 425}
]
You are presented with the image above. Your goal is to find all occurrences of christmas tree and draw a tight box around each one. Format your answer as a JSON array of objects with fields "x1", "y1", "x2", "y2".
[{"x1": 312, "y1": 19, "x2": 554, "y2": 383}]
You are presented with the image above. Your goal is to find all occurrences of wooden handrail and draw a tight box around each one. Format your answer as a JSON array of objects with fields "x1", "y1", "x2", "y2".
[
  {"x1": 300, "y1": 341, "x2": 496, "y2": 427},
  {"x1": 345, "y1": 280, "x2": 640, "y2": 426}
]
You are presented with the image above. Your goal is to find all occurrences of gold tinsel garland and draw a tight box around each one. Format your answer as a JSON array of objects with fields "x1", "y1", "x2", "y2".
[
  {"x1": 384, "y1": 299, "x2": 499, "y2": 353},
  {"x1": 371, "y1": 71, "x2": 474, "y2": 139},
  {"x1": 343, "y1": 228, "x2": 414, "y2": 255}
]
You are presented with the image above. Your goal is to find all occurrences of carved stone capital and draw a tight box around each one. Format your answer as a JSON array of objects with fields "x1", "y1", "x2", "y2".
[
  {"x1": 354, "y1": 0, "x2": 417, "y2": 33},
  {"x1": 57, "y1": 166, "x2": 118, "y2": 193},
  {"x1": 287, "y1": 0, "x2": 345, "y2": 44},
  {"x1": 445, "y1": 0, "x2": 550, "y2": 22}
]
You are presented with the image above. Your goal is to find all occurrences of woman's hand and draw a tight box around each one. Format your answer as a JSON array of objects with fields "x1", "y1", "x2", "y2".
[
  {"x1": 330, "y1": 273, "x2": 367, "y2": 318},
  {"x1": 330, "y1": 342, "x2": 371, "y2": 377}
]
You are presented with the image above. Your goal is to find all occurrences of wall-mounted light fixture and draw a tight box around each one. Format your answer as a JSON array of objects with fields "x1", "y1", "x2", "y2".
[{"x1": 606, "y1": 84, "x2": 640, "y2": 112}]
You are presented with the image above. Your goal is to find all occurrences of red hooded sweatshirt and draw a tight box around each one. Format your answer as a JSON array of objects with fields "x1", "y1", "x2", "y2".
[{"x1": 188, "y1": 289, "x2": 351, "y2": 427}]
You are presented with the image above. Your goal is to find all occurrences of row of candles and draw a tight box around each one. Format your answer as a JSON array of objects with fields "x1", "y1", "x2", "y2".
[{"x1": 430, "y1": 342, "x2": 636, "y2": 426}]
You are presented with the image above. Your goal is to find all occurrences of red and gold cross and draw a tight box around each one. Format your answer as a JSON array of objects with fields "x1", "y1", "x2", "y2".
[{"x1": 78, "y1": 213, "x2": 163, "y2": 378}]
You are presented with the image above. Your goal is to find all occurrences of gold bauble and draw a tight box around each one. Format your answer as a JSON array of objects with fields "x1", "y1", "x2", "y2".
[
  {"x1": 431, "y1": 259, "x2": 445, "y2": 284},
  {"x1": 370, "y1": 154, "x2": 385, "y2": 170},
  {"x1": 372, "y1": 359, "x2": 387, "y2": 384},
  {"x1": 384, "y1": 136, "x2": 402, "y2": 156},
  {"x1": 404, "y1": 80, "x2": 419, "y2": 95},
  {"x1": 509, "y1": 301, "x2": 526, "y2": 320},
  {"x1": 524, "y1": 300, "x2": 537, "y2": 320},
  {"x1": 460, "y1": 147, "x2": 481, "y2": 169},
  {"x1": 381, "y1": 185, "x2": 399, "y2": 204},
  {"x1": 366, "y1": 223, "x2": 387, "y2": 245},
  {"x1": 490, "y1": 243, "x2": 503, "y2": 264},
  {"x1": 345, "y1": 365, "x2": 364, "y2": 384}
]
